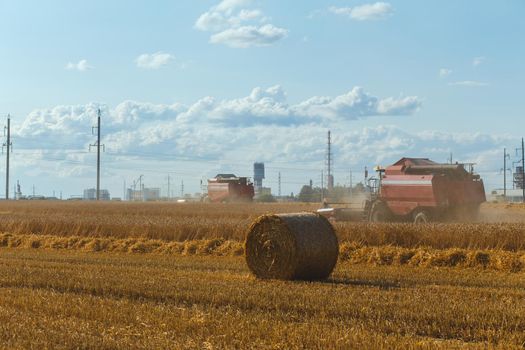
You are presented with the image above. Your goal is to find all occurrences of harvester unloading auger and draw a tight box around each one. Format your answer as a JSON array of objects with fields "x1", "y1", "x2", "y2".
[{"x1": 317, "y1": 158, "x2": 486, "y2": 223}]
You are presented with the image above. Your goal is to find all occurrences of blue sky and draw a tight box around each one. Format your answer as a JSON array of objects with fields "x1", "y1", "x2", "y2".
[{"x1": 0, "y1": 0, "x2": 524, "y2": 198}]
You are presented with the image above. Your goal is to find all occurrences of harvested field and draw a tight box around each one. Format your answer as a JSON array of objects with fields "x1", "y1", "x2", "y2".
[
  {"x1": 0, "y1": 201, "x2": 524, "y2": 348},
  {"x1": 1, "y1": 249, "x2": 525, "y2": 349}
]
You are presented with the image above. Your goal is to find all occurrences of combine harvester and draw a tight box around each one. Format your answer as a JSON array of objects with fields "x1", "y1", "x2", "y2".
[
  {"x1": 318, "y1": 158, "x2": 486, "y2": 223},
  {"x1": 206, "y1": 174, "x2": 255, "y2": 203}
]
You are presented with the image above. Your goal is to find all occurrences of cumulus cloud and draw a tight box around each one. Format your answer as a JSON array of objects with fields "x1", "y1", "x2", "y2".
[
  {"x1": 11, "y1": 86, "x2": 513, "y2": 196},
  {"x1": 292, "y1": 87, "x2": 420, "y2": 121},
  {"x1": 14, "y1": 86, "x2": 421, "y2": 149},
  {"x1": 210, "y1": 24, "x2": 288, "y2": 48},
  {"x1": 195, "y1": 0, "x2": 287, "y2": 48},
  {"x1": 439, "y1": 68, "x2": 452, "y2": 77},
  {"x1": 329, "y1": 2, "x2": 393, "y2": 21},
  {"x1": 448, "y1": 81, "x2": 489, "y2": 87},
  {"x1": 135, "y1": 52, "x2": 175, "y2": 69},
  {"x1": 65, "y1": 59, "x2": 92, "y2": 72}
]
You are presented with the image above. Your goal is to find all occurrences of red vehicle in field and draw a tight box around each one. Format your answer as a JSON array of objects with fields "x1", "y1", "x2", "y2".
[
  {"x1": 318, "y1": 158, "x2": 486, "y2": 223},
  {"x1": 206, "y1": 174, "x2": 255, "y2": 203}
]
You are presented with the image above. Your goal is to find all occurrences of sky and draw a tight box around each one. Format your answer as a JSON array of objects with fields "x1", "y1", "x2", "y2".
[{"x1": 0, "y1": 0, "x2": 524, "y2": 198}]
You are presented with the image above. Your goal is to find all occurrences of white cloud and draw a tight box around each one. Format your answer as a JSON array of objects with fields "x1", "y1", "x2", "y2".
[
  {"x1": 473, "y1": 56, "x2": 485, "y2": 67},
  {"x1": 195, "y1": 0, "x2": 287, "y2": 48},
  {"x1": 215, "y1": 0, "x2": 251, "y2": 13},
  {"x1": 439, "y1": 68, "x2": 452, "y2": 77},
  {"x1": 135, "y1": 52, "x2": 174, "y2": 70},
  {"x1": 292, "y1": 87, "x2": 420, "y2": 121},
  {"x1": 449, "y1": 81, "x2": 489, "y2": 87},
  {"x1": 15, "y1": 86, "x2": 420, "y2": 145},
  {"x1": 12, "y1": 86, "x2": 515, "y2": 197},
  {"x1": 329, "y1": 2, "x2": 393, "y2": 21},
  {"x1": 210, "y1": 24, "x2": 288, "y2": 48},
  {"x1": 65, "y1": 59, "x2": 92, "y2": 72},
  {"x1": 11, "y1": 86, "x2": 423, "y2": 188}
]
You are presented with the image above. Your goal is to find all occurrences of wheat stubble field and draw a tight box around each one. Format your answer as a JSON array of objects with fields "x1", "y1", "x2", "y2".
[{"x1": 1, "y1": 201, "x2": 525, "y2": 349}]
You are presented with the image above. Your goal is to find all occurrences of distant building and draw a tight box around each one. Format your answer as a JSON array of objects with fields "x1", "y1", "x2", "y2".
[
  {"x1": 143, "y1": 188, "x2": 160, "y2": 201},
  {"x1": 254, "y1": 162, "x2": 265, "y2": 194},
  {"x1": 127, "y1": 187, "x2": 160, "y2": 201},
  {"x1": 15, "y1": 181, "x2": 23, "y2": 200},
  {"x1": 83, "y1": 188, "x2": 96, "y2": 200},
  {"x1": 83, "y1": 188, "x2": 110, "y2": 200},
  {"x1": 259, "y1": 187, "x2": 272, "y2": 196},
  {"x1": 491, "y1": 189, "x2": 524, "y2": 203},
  {"x1": 515, "y1": 166, "x2": 524, "y2": 189}
]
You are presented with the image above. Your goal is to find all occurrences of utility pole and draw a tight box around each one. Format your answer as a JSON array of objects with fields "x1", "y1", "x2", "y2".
[
  {"x1": 278, "y1": 172, "x2": 281, "y2": 197},
  {"x1": 503, "y1": 148, "x2": 510, "y2": 199},
  {"x1": 139, "y1": 175, "x2": 143, "y2": 201},
  {"x1": 89, "y1": 109, "x2": 104, "y2": 200},
  {"x1": 320, "y1": 170, "x2": 324, "y2": 202},
  {"x1": 522, "y1": 138, "x2": 525, "y2": 203},
  {"x1": 181, "y1": 180, "x2": 184, "y2": 198},
  {"x1": 3, "y1": 115, "x2": 12, "y2": 200},
  {"x1": 326, "y1": 131, "x2": 334, "y2": 191}
]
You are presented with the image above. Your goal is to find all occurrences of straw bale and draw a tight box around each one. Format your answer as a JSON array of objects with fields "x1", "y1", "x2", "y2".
[{"x1": 245, "y1": 212, "x2": 338, "y2": 280}]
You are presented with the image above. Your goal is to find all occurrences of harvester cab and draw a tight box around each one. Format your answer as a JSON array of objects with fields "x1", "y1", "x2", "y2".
[{"x1": 366, "y1": 166, "x2": 385, "y2": 199}]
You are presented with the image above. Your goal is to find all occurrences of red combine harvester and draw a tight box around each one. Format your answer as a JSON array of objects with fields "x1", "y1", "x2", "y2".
[
  {"x1": 318, "y1": 158, "x2": 486, "y2": 223},
  {"x1": 206, "y1": 174, "x2": 255, "y2": 203}
]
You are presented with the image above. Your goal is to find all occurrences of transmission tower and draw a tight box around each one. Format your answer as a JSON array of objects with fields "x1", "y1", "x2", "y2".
[
  {"x1": 89, "y1": 109, "x2": 105, "y2": 200},
  {"x1": 519, "y1": 138, "x2": 525, "y2": 202},
  {"x1": 522, "y1": 138, "x2": 525, "y2": 202},
  {"x1": 326, "y1": 130, "x2": 334, "y2": 190},
  {"x1": 3, "y1": 115, "x2": 13, "y2": 200}
]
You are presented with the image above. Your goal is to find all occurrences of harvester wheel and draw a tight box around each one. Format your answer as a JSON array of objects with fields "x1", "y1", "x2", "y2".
[
  {"x1": 413, "y1": 210, "x2": 430, "y2": 224},
  {"x1": 369, "y1": 202, "x2": 389, "y2": 222}
]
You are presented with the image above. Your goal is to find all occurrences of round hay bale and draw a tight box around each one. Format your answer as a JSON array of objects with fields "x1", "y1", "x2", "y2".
[{"x1": 245, "y1": 212, "x2": 339, "y2": 280}]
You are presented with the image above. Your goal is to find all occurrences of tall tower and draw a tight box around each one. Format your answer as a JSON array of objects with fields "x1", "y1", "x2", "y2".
[
  {"x1": 326, "y1": 131, "x2": 334, "y2": 190},
  {"x1": 253, "y1": 162, "x2": 265, "y2": 194}
]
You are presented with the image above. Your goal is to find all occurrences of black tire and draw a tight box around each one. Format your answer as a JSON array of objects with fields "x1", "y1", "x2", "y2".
[
  {"x1": 369, "y1": 202, "x2": 390, "y2": 222},
  {"x1": 413, "y1": 210, "x2": 430, "y2": 224}
]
